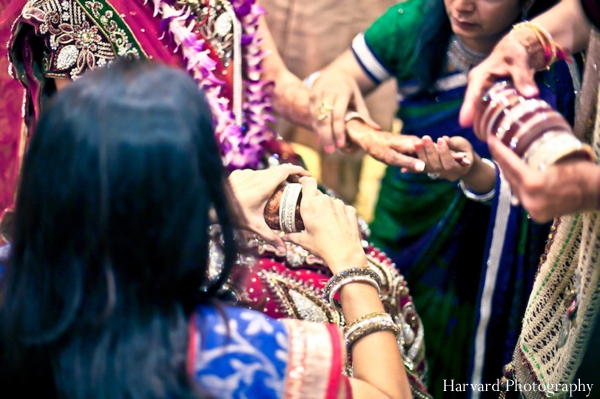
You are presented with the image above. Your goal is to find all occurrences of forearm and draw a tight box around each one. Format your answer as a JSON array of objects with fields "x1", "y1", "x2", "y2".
[
  {"x1": 256, "y1": 16, "x2": 312, "y2": 128},
  {"x1": 321, "y1": 50, "x2": 378, "y2": 95},
  {"x1": 341, "y1": 284, "x2": 410, "y2": 399},
  {"x1": 324, "y1": 247, "x2": 410, "y2": 399}
]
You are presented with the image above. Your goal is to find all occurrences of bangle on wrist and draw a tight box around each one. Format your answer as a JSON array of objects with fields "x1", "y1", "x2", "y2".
[
  {"x1": 303, "y1": 71, "x2": 321, "y2": 89},
  {"x1": 344, "y1": 111, "x2": 365, "y2": 124},
  {"x1": 344, "y1": 313, "x2": 400, "y2": 350},
  {"x1": 459, "y1": 158, "x2": 496, "y2": 202},
  {"x1": 323, "y1": 267, "x2": 382, "y2": 311},
  {"x1": 511, "y1": 21, "x2": 572, "y2": 70},
  {"x1": 342, "y1": 111, "x2": 366, "y2": 153}
]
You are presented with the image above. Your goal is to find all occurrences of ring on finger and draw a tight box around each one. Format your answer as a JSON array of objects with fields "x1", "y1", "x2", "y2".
[
  {"x1": 427, "y1": 172, "x2": 440, "y2": 180},
  {"x1": 315, "y1": 100, "x2": 334, "y2": 121}
]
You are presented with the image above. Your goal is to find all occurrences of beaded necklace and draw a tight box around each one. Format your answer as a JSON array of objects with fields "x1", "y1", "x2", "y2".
[{"x1": 446, "y1": 34, "x2": 488, "y2": 73}]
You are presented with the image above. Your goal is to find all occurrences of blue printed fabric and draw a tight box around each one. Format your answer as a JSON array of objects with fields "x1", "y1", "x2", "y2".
[{"x1": 192, "y1": 305, "x2": 289, "y2": 399}]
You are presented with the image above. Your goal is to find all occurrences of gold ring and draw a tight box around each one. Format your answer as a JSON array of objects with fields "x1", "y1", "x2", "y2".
[{"x1": 315, "y1": 101, "x2": 334, "y2": 121}]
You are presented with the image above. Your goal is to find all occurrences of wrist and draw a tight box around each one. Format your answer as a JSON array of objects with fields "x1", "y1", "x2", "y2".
[
  {"x1": 326, "y1": 253, "x2": 368, "y2": 275},
  {"x1": 460, "y1": 157, "x2": 496, "y2": 200},
  {"x1": 510, "y1": 26, "x2": 547, "y2": 71},
  {"x1": 579, "y1": 162, "x2": 600, "y2": 211},
  {"x1": 511, "y1": 21, "x2": 572, "y2": 71}
]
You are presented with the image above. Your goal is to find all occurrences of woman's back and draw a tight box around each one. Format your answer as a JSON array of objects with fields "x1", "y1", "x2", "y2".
[{"x1": 0, "y1": 59, "x2": 235, "y2": 398}]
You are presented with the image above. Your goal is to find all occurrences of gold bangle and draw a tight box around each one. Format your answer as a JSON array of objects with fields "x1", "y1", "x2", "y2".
[
  {"x1": 343, "y1": 311, "x2": 389, "y2": 334},
  {"x1": 512, "y1": 21, "x2": 556, "y2": 70},
  {"x1": 345, "y1": 315, "x2": 401, "y2": 350}
]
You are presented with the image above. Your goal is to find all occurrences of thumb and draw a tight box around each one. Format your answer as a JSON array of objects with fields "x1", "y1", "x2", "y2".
[{"x1": 512, "y1": 69, "x2": 538, "y2": 98}]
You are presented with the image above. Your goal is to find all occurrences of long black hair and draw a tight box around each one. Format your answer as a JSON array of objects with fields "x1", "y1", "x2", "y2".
[
  {"x1": 0, "y1": 59, "x2": 239, "y2": 398},
  {"x1": 413, "y1": 0, "x2": 560, "y2": 93}
]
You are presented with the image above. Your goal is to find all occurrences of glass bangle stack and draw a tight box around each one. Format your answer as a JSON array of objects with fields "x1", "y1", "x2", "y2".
[{"x1": 475, "y1": 80, "x2": 595, "y2": 170}]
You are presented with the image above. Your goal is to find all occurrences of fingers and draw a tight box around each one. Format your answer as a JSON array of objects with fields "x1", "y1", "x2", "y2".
[
  {"x1": 332, "y1": 96, "x2": 350, "y2": 149},
  {"x1": 273, "y1": 163, "x2": 310, "y2": 180},
  {"x1": 410, "y1": 136, "x2": 472, "y2": 179},
  {"x1": 310, "y1": 92, "x2": 336, "y2": 152},
  {"x1": 283, "y1": 231, "x2": 305, "y2": 247},
  {"x1": 421, "y1": 136, "x2": 442, "y2": 171},
  {"x1": 389, "y1": 153, "x2": 426, "y2": 171},
  {"x1": 511, "y1": 67, "x2": 539, "y2": 98},
  {"x1": 446, "y1": 136, "x2": 472, "y2": 166},
  {"x1": 258, "y1": 226, "x2": 286, "y2": 252},
  {"x1": 298, "y1": 175, "x2": 319, "y2": 198},
  {"x1": 459, "y1": 66, "x2": 491, "y2": 130},
  {"x1": 311, "y1": 90, "x2": 352, "y2": 153},
  {"x1": 385, "y1": 135, "x2": 425, "y2": 171},
  {"x1": 437, "y1": 138, "x2": 458, "y2": 170},
  {"x1": 459, "y1": 32, "x2": 540, "y2": 131}
]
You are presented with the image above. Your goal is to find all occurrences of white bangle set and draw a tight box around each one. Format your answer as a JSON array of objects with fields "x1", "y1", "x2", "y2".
[
  {"x1": 459, "y1": 158, "x2": 496, "y2": 202},
  {"x1": 279, "y1": 183, "x2": 303, "y2": 233}
]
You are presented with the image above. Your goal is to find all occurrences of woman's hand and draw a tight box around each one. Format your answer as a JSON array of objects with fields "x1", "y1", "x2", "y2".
[
  {"x1": 488, "y1": 135, "x2": 600, "y2": 222},
  {"x1": 459, "y1": 29, "x2": 541, "y2": 136},
  {"x1": 414, "y1": 135, "x2": 474, "y2": 181},
  {"x1": 308, "y1": 50, "x2": 380, "y2": 152},
  {"x1": 284, "y1": 177, "x2": 366, "y2": 273},
  {"x1": 228, "y1": 164, "x2": 309, "y2": 251},
  {"x1": 346, "y1": 119, "x2": 425, "y2": 171}
]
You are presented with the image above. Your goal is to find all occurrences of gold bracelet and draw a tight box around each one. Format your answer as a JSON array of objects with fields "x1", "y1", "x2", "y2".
[
  {"x1": 512, "y1": 21, "x2": 557, "y2": 70},
  {"x1": 323, "y1": 267, "x2": 382, "y2": 311},
  {"x1": 343, "y1": 311, "x2": 389, "y2": 334},
  {"x1": 344, "y1": 314, "x2": 401, "y2": 350}
]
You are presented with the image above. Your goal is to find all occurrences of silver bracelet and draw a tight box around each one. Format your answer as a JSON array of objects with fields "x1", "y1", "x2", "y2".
[
  {"x1": 279, "y1": 183, "x2": 302, "y2": 233},
  {"x1": 302, "y1": 71, "x2": 322, "y2": 89},
  {"x1": 459, "y1": 158, "x2": 496, "y2": 202}
]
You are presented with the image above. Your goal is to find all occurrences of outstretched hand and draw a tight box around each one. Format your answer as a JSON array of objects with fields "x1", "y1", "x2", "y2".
[
  {"x1": 413, "y1": 135, "x2": 475, "y2": 181},
  {"x1": 285, "y1": 177, "x2": 366, "y2": 274},
  {"x1": 228, "y1": 164, "x2": 309, "y2": 251},
  {"x1": 345, "y1": 119, "x2": 425, "y2": 172}
]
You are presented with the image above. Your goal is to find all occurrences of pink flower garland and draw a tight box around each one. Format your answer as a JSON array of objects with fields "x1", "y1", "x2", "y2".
[{"x1": 151, "y1": 0, "x2": 274, "y2": 169}]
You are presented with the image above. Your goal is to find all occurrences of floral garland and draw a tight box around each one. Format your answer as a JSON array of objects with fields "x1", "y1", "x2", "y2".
[{"x1": 151, "y1": 0, "x2": 274, "y2": 169}]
